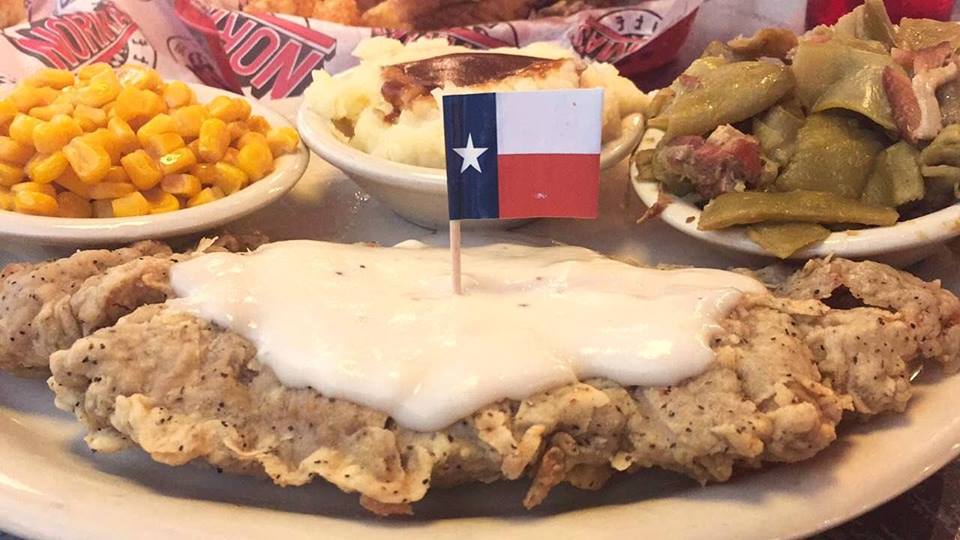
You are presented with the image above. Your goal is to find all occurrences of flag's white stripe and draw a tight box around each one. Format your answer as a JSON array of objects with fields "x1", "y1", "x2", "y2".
[{"x1": 495, "y1": 88, "x2": 603, "y2": 155}]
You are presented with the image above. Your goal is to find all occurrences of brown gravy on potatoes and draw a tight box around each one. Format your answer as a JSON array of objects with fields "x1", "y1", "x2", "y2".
[{"x1": 380, "y1": 53, "x2": 565, "y2": 121}]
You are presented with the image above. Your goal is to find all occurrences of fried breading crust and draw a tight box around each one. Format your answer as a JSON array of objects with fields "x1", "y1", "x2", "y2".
[
  {"x1": 0, "y1": 241, "x2": 173, "y2": 376},
  {"x1": 0, "y1": 0, "x2": 25, "y2": 28},
  {"x1": 46, "y1": 257, "x2": 960, "y2": 514},
  {"x1": 0, "y1": 234, "x2": 268, "y2": 376},
  {"x1": 360, "y1": 0, "x2": 532, "y2": 30}
]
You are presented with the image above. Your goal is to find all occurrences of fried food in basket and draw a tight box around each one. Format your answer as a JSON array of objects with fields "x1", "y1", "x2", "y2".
[
  {"x1": 0, "y1": 0, "x2": 25, "y2": 28},
  {"x1": 233, "y1": 0, "x2": 631, "y2": 30}
]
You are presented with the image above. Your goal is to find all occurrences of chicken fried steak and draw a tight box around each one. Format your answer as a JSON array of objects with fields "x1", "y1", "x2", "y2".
[{"x1": 46, "y1": 256, "x2": 960, "y2": 514}]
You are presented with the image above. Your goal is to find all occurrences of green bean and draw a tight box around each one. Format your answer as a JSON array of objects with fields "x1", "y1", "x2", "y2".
[
  {"x1": 921, "y1": 125, "x2": 960, "y2": 167},
  {"x1": 791, "y1": 41, "x2": 895, "y2": 130},
  {"x1": 922, "y1": 165, "x2": 960, "y2": 182},
  {"x1": 897, "y1": 18, "x2": 960, "y2": 51},
  {"x1": 775, "y1": 113, "x2": 886, "y2": 198},
  {"x1": 753, "y1": 105, "x2": 805, "y2": 165},
  {"x1": 862, "y1": 142, "x2": 924, "y2": 207},
  {"x1": 861, "y1": 0, "x2": 897, "y2": 48},
  {"x1": 699, "y1": 190, "x2": 899, "y2": 230},
  {"x1": 726, "y1": 28, "x2": 798, "y2": 60},
  {"x1": 747, "y1": 223, "x2": 832, "y2": 258},
  {"x1": 664, "y1": 61, "x2": 794, "y2": 138}
]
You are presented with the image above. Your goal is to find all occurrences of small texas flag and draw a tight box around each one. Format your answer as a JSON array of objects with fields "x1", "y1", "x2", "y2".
[{"x1": 442, "y1": 89, "x2": 603, "y2": 220}]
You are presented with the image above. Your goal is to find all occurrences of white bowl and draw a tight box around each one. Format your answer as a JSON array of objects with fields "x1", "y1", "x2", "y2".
[
  {"x1": 0, "y1": 83, "x2": 309, "y2": 247},
  {"x1": 298, "y1": 103, "x2": 644, "y2": 230},
  {"x1": 630, "y1": 130, "x2": 960, "y2": 267}
]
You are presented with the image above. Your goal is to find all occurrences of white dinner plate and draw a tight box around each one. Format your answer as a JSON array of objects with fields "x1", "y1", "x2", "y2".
[
  {"x1": 0, "y1": 84, "x2": 309, "y2": 246},
  {"x1": 0, "y1": 98, "x2": 959, "y2": 540}
]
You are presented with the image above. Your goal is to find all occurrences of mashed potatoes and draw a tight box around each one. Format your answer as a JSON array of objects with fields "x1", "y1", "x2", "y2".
[{"x1": 305, "y1": 38, "x2": 648, "y2": 168}]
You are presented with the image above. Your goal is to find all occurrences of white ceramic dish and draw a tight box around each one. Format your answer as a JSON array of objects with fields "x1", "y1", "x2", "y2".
[
  {"x1": 630, "y1": 129, "x2": 960, "y2": 267},
  {"x1": 297, "y1": 102, "x2": 644, "y2": 230},
  {"x1": 1, "y1": 148, "x2": 959, "y2": 540},
  {"x1": 0, "y1": 84, "x2": 309, "y2": 247}
]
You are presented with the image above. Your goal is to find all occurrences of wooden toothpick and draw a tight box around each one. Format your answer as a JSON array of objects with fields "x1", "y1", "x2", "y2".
[{"x1": 450, "y1": 219, "x2": 462, "y2": 295}]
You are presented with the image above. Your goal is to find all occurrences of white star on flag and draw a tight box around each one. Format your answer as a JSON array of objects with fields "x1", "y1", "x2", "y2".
[{"x1": 453, "y1": 134, "x2": 489, "y2": 174}]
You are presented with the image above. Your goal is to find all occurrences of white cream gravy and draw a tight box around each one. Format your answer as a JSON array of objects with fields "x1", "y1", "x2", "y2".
[{"x1": 169, "y1": 240, "x2": 766, "y2": 431}]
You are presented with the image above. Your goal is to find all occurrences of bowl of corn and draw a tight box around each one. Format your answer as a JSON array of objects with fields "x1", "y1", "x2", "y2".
[{"x1": 0, "y1": 63, "x2": 309, "y2": 245}]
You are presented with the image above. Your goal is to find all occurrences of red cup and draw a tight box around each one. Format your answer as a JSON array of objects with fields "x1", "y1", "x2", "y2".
[{"x1": 806, "y1": 0, "x2": 955, "y2": 28}]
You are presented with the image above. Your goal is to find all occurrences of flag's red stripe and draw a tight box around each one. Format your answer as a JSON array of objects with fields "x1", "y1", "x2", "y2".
[{"x1": 497, "y1": 154, "x2": 599, "y2": 219}]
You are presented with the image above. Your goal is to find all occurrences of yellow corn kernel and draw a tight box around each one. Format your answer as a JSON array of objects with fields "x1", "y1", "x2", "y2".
[
  {"x1": 14, "y1": 190, "x2": 58, "y2": 216},
  {"x1": 213, "y1": 163, "x2": 246, "y2": 194},
  {"x1": 198, "y1": 118, "x2": 229, "y2": 162},
  {"x1": 63, "y1": 138, "x2": 111, "y2": 183},
  {"x1": 0, "y1": 137, "x2": 34, "y2": 165},
  {"x1": 77, "y1": 63, "x2": 111, "y2": 81},
  {"x1": 7, "y1": 86, "x2": 58, "y2": 112},
  {"x1": 92, "y1": 199, "x2": 113, "y2": 218},
  {"x1": 74, "y1": 70, "x2": 121, "y2": 107},
  {"x1": 112, "y1": 86, "x2": 143, "y2": 122},
  {"x1": 227, "y1": 120, "x2": 249, "y2": 142},
  {"x1": 144, "y1": 132, "x2": 185, "y2": 158},
  {"x1": 236, "y1": 131, "x2": 269, "y2": 150},
  {"x1": 158, "y1": 147, "x2": 197, "y2": 176},
  {"x1": 187, "y1": 138, "x2": 200, "y2": 157},
  {"x1": 172, "y1": 104, "x2": 206, "y2": 139},
  {"x1": 222, "y1": 147, "x2": 240, "y2": 166},
  {"x1": 104, "y1": 166, "x2": 129, "y2": 184},
  {"x1": 0, "y1": 162, "x2": 24, "y2": 186},
  {"x1": 142, "y1": 188, "x2": 180, "y2": 214},
  {"x1": 247, "y1": 115, "x2": 270, "y2": 134},
  {"x1": 0, "y1": 101, "x2": 17, "y2": 131},
  {"x1": 187, "y1": 186, "x2": 224, "y2": 207},
  {"x1": 89, "y1": 182, "x2": 135, "y2": 200},
  {"x1": 33, "y1": 114, "x2": 83, "y2": 154},
  {"x1": 138, "y1": 90, "x2": 166, "y2": 119},
  {"x1": 163, "y1": 81, "x2": 195, "y2": 108},
  {"x1": 9, "y1": 114, "x2": 42, "y2": 147},
  {"x1": 83, "y1": 129, "x2": 122, "y2": 164},
  {"x1": 236, "y1": 142, "x2": 272, "y2": 181},
  {"x1": 136, "y1": 114, "x2": 177, "y2": 146},
  {"x1": 11, "y1": 181, "x2": 57, "y2": 198},
  {"x1": 266, "y1": 127, "x2": 299, "y2": 156},
  {"x1": 26, "y1": 152, "x2": 69, "y2": 184},
  {"x1": 160, "y1": 173, "x2": 201, "y2": 198},
  {"x1": 111, "y1": 191, "x2": 150, "y2": 217},
  {"x1": 29, "y1": 102, "x2": 74, "y2": 121},
  {"x1": 0, "y1": 187, "x2": 13, "y2": 210},
  {"x1": 113, "y1": 87, "x2": 164, "y2": 128},
  {"x1": 235, "y1": 99, "x2": 252, "y2": 120},
  {"x1": 107, "y1": 117, "x2": 138, "y2": 153},
  {"x1": 73, "y1": 104, "x2": 107, "y2": 131},
  {"x1": 191, "y1": 163, "x2": 218, "y2": 184},
  {"x1": 117, "y1": 65, "x2": 162, "y2": 90},
  {"x1": 55, "y1": 169, "x2": 92, "y2": 198},
  {"x1": 207, "y1": 96, "x2": 250, "y2": 122},
  {"x1": 120, "y1": 149, "x2": 162, "y2": 190},
  {"x1": 57, "y1": 191, "x2": 92, "y2": 218},
  {"x1": 24, "y1": 68, "x2": 75, "y2": 89}
]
